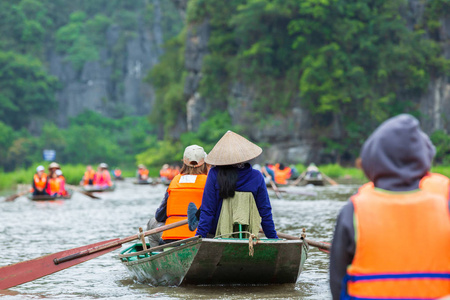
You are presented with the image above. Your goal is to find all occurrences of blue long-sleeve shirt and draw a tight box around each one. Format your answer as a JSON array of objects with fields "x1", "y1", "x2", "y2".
[{"x1": 196, "y1": 164, "x2": 278, "y2": 239}]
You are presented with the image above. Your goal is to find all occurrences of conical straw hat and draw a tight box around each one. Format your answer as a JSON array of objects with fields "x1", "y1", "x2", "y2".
[{"x1": 205, "y1": 131, "x2": 262, "y2": 166}]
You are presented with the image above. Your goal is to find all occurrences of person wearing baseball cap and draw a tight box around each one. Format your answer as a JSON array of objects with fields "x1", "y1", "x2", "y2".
[
  {"x1": 146, "y1": 145, "x2": 208, "y2": 247},
  {"x1": 32, "y1": 165, "x2": 49, "y2": 196}
]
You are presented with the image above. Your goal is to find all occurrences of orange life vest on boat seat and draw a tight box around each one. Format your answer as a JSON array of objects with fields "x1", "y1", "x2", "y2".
[
  {"x1": 343, "y1": 173, "x2": 450, "y2": 300},
  {"x1": 34, "y1": 173, "x2": 48, "y2": 190},
  {"x1": 162, "y1": 174, "x2": 207, "y2": 240},
  {"x1": 274, "y1": 167, "x2": 291, "y2": 185}
]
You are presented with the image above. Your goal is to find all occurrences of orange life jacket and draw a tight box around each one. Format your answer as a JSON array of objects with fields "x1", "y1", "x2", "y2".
[
  {"x1": 138, "y1": 169, "x2": 149, "y2": 177},
  {"x1": 170, "y1": 168, "x2": 180, "y2": 180},
  {"x1": 344, "y1": 174, "x2": 450, "y2": 299},
  {"x1": 47, "y1": 177, "x2": 61, "y2": 195},
  {"x1": 160, "y1": 169, "x2": 171, "y2": 178},
  {"x1": 274, "y1": 167, "x2": 291, "y2": 185},
  {"x1": 84, "y1": 170, "x2": 95, "y2": 185},
  {"x1": 161, "y1": 174, "x2": 207, "y2": 240},
  {"x1": 34, "y1": 173, "x2": 48, "y2": 190}
]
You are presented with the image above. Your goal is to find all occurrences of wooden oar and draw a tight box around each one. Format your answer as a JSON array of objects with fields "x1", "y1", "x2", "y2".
[
  {"x1": 4, "y1": 190, "x2": 29, "y2": 202},
  {"x1": 277, "y1": 231, "x2": 331, "y2": 253},
  {"x1": 290, "y1": 172, "x2": 306, "y2": 186},
  {"x1": 276, "y1": 189, "x2": 317, "y2": 197},
  {"x1": 322, "y1": 173, "x2": 338, "y2": 186},
  {"x1": 66, "y1": 184, "x2": 100, "y2": 199},
  {"x1": 0, "y1": 219, "x2": 188, "y2": 289},
  {"x1": 268, "y1": 180, "x2": 283, "y2": 199},
  {"x1": 259, "y1": 229, "x2": 331, "y2": 253}
]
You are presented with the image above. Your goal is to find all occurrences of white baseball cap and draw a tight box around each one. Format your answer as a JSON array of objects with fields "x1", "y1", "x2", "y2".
[
  {"x1": 36, "y1": 165, "x2": 45, "y2": 172},
  {"x1": 183, "y1": 145, "x2": 207, "y2": 167}
]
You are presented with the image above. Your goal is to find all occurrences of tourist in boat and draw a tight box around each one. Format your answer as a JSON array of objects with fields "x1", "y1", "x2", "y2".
[
  {"x1": 170, "y1": 165, "x2": 180, "y2": 179},
  {"x1": 94, "y1": 163, "x2": 112, "y2": 188},
  {"x1": 273, "y1": 163, "x2": 292, "y2": 185},
  {"x1": 159, "y1": 164, "x2": 171, "y2": 184},
  {"x1": 146, "y1": 145, "x2": 208, "y2": 247},
  {"x1": 195, "y1": 131, "x2": 278, "y2": 239},
  {"x1": 329, "y1": 114, "x2": 450, "y2": 300},
  {"x1": 137, "y1": 164, "x2": 149, "y2": 181},
  {"x1": 32, "y1": 165, "x2": 49, "y2": 196},
  {"x1": 113, "y1": 168, "x2": 123, "y2": 180},
  {"x1": 48, "y1": 162, "x2": 60, "y2": 178},
  {"x1": 81, "y1": 165, "x2": 95, "y2": 186},
  {"x1": 47, "y1": 169, "x2": 64, "y2": 196},
  {"x1": 56, "y1": 169, "x2": 68, "y2": 196}
]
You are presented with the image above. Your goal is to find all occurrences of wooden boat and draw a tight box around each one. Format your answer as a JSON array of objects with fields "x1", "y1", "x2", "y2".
[
  {"x1": 81, "y1": 185, "x2": 116, "y2": 193},
  {"x1": 133, "y1": 179, "x2": 153, "y2": 185},
  {"x1": 118, "y1": 236, "x2": 308, "y2": 286},
  {"x1": 27, "y1": 189, "x2": 74, "y2": 201},
  {"x1": 303, "y1": 178, "x2": 324, "y2": 186}
]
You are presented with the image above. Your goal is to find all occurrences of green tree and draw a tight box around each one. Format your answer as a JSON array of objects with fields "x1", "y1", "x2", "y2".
[{"x1": 0, "y1": 51, "x2": 56, "y2": 129}]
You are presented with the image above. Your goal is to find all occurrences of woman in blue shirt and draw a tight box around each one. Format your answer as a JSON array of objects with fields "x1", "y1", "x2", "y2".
[{"x1": 195, "y1": 131, "x2": 278, "y2": 239}]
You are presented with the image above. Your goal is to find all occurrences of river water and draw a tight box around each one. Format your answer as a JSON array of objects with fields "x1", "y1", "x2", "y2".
[{"x1": 0, "y1": 180, "x2": 359, "y2": 299}]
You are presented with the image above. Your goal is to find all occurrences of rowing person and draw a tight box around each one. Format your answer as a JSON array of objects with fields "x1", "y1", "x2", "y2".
[
  {"x1": 32, "y1": 165, "x2": 49, "y2": 196},
  {"x1": 330, "y1": 114, "x2": 450, "y2": 299},
  {"x1": 137, "y1": 164, "x2": 149, "y2": 181},
  {"x1": 195, "y1": 131, "x2": 278, "y2": 239},
  {"x1": 146, "y1": 145, "x2": 208, "y2": 247}
]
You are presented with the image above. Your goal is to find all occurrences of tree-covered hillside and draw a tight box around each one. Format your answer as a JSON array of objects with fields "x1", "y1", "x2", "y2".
[
  {"x1": 0, "y1": 0, "x2": 449, "y2": 173},
  {"x1": 150, "y1": 0, "x2": 450, "y2": 164}
]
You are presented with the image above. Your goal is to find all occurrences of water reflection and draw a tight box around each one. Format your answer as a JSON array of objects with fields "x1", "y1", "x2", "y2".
[{"x1": 0, "y1": 180, "x2": 358, "y2": 299}]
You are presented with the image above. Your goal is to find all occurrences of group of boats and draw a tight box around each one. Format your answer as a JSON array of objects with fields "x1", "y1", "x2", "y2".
[{"x1": 5, "y1": 167, "x2": 327, "y2": 289}]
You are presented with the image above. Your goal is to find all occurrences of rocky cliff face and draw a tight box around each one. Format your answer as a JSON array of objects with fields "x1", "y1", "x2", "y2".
[
  {"x1": 181, "y1": 0, "x2": 450, "y2": 165},
  {"x1": 47, "y1": 0, "x2": 165, "y2": 127}
]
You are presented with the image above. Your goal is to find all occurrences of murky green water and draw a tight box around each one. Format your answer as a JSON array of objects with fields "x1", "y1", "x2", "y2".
[{"x1": 0, "y1": 180, "x2": 358, "y2": 299}]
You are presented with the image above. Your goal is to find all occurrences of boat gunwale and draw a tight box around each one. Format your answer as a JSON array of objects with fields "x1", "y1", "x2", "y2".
[
  {"x1": 119, "y1": 237, "x2": 305, "y2": 266},
  {"x1": 119, "y1": 239, "x2": 202, "y2": 266},
  {"x1": 119, "y1": 236, "x2": 200, "y2": 258}
]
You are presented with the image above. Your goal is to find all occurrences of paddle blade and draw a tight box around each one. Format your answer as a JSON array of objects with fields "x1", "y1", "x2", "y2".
[
  {"x1": 5, "y1": 195, "x2": 19, "y2": 202},
  {"x1": 0, "y1": 239, "x2": 120, "y2": 290}
]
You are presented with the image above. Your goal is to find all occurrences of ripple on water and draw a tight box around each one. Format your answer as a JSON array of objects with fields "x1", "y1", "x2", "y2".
[{"x1": 0, "y1": 180, "x2": 358, "y2": 299}]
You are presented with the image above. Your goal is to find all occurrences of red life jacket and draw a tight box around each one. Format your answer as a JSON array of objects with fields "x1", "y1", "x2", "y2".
[
  {"x1": 344, "y1": 173, "x2": 450, "y2": 299},
  {"x1": 161, "y1": 174, "x2": 207, "y2": 240}
]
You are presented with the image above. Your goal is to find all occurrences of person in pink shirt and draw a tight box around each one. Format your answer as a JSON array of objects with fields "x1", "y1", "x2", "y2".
[{"x1": 94, "y1": 163, "x2": 112, "y2": 188}]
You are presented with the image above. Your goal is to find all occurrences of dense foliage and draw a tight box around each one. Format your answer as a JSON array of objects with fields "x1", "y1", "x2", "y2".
[
  {"x1": 0, "y1": 111, "x2": 155, "y2": 171},
  {"x1": 150, "y1": 0, "x2": 450, "y2": 163},
  {"x1": 0, "y1": 0, "x2": 182, "y2": 172}
]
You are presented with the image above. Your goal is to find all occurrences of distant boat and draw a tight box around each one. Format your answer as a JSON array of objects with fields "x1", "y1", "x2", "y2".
[
  {"x1": 27, "y1": 189, "x2": 74, "y2": 201},
  {"x1": 81, "y1": 185, "x2": 116, "y2": 193},
  {"x1": 133, "y1": 178, "x2": 153, "y2": 185}
]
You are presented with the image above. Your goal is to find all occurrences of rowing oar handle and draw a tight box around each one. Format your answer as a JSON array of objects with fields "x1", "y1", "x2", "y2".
[
  {"x1": 54, "y1": 219, "x2": 188, "y2": 265},
  {"x1": 276, "y1": 232, "x2": 331, "y2": 251},
  {"x1": 259, "y1": 229, "x2": 331, "y2": 251}
]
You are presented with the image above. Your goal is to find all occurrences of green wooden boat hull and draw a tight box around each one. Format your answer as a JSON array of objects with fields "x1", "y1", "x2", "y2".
[{"x1": 119, "y1": 237, "x2": 308, "y2": 286}]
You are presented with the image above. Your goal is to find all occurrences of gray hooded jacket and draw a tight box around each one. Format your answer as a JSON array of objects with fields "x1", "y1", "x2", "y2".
[{"x1": 329, "y1": 114, "x2": 448, "y2": 299}]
